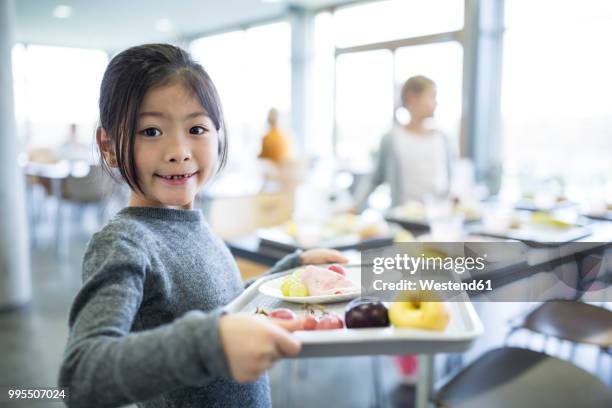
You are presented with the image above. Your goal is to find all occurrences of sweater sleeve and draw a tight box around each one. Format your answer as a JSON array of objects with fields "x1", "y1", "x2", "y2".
[
  {"x1": 58, "y1": 232, "x2": 230, "y2": 408},
  {"x1": 243, "y1": 250, "x2": 303, "y2": 288}
]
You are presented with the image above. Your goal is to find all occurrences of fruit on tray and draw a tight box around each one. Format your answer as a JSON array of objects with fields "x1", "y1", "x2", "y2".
[
  {"x1": 358, "y1": 222, "x2": 387, "y2": 240},
  {"x1": 454, "y1": 204, "x2": 481, "y2": 221},
  {"x1": 530, "y1": 212, "x2": 573, "y2": 229},
  {"x1": 301, "y1": 312, "x2": 318, "y2": 330},
  {"x1": 396, "y1": 200, "x2": 482, "y2": 222},
  {"x1": 268, "y1": 308, "x2": 297, "y2": 320},
  {"x1": 281, "y1": 275, "x2": 309, "y2": 297},
  {"x1": 300, "y1": 265, "x2": 358, "y2": 296},
  {"x1": 256, "y1": 307, "x2": 297, "y2": 320},
  {"x1": 509, "y1": 214, "x2": 522, "y2": 229},
  {"x1": 316, "y1": 312, "x2": 345, "y2": 330},
  {"x1": 285, "y1": 220, "x2": 298, "y2": 237},
  {"x1": 394, "y1": 229, "x2": 415, "y2": 243},
  {"x1": 396, "y1": 201, "x2": 426, "y2": 220},
  {"x1": 255, "y1": 306, "x2": 345, "y2": 331},
  {"x1": 345, "y1": 298, "x2": 390, "y2": 328},
  {"x1": 388, "y1": 293, "x2": 449, "y2": 331},
  {"x1": 327, "y1": 213, "x2": 358, "y2": 234},
  {"x1": 327, "y1": 264, "x2": 347, "y2": 276}
]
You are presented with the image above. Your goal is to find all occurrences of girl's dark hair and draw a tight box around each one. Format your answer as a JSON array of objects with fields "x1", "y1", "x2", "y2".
[{"x1": 98, "y1": 43, "x2": 227, "y2": 193}]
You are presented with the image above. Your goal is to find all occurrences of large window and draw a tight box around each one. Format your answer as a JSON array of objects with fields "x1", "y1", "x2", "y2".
[
  {"x1": 12, "y1": 45, "x2": 108, "y2": 149},
  {"x1": 333, "y1": 0, "x2": 464, "y2": 47},
  {"x1": 335, "y1": 50, "x2": 394, "y2": 162},
  {"x1": 334, "y1": 42, "x2": 464, "y2": 163},
  {"x1": 501, "y1": 0, "x2": 612, "y2": 196},
  {"x1": 190, "y1": 22, "x2": 291, "y2": 168},
  {"x1": 314, "y1": 0, "x2": 464, "y2": 163}
]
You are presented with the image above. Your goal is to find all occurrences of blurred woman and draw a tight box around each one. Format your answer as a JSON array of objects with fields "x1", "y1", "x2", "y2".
[{"x1": 355, "y1": 75, "x2": 453, "y2": 210}]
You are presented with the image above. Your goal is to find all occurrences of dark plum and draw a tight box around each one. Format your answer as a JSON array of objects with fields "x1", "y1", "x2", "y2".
[{"x1": 345, "y1": 297, "x2": 389, "y2": 328}]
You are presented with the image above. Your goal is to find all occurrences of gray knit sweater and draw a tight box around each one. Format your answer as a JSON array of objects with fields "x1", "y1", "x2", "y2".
[{"x1": 58, "y1": 207, "x2": 301, "y2": 408}]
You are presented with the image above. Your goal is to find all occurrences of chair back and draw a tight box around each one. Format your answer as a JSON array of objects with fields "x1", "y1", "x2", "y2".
[{"x1": 62, "y1": 165, "x2": 110, "y2": 203}]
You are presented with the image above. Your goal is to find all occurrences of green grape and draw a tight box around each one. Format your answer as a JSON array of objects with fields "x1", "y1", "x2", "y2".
[
  {"x1": 281, "y1": 276, "x2": 294, "y2": 296},
  {"x1": 288, "y1": 281, "x2": 309, "y2": 297}
]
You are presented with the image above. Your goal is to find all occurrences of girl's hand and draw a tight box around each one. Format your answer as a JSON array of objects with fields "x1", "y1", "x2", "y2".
[
  {"x1": 299, "y1": 248, "x2": 348, "y2": 265},
  {"x1": 219, "y1": 314, "x2": 301, "y2": 383}
]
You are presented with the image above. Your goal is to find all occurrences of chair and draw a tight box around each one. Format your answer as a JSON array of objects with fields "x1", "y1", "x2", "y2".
[
  {"x1": 519, "y1": 300, "x2": 611, "y2": 346},
  {"x1": 61, "y1": 164, "x2": 109, "y2": 204},
  {"x1": 61, "y1": 164, "x2": 112, "y2": 240},
  {"x1": 432, "y1": 347, "x2": 612, "y2": 408},
  {"x1": 508, "y1": 300, "x2": 612, "y2": 356}
]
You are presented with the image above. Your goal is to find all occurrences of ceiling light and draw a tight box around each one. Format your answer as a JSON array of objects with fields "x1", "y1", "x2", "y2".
[
  {"x1": 155, "y1": 18, "x2": 174, "y2": 33},
  {"x1": 52, "y1": 5, "x2": 73, "y2": 19}
]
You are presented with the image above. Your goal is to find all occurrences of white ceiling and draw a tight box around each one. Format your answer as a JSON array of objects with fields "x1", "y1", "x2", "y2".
[{"x1": 14, "y1": 0, "x2": 360, "y2": 51}]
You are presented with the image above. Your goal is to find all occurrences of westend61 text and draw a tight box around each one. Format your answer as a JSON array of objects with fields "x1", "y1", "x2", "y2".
[{"x1": 372, "y1": 279, "x2": 493, "y2": 292}]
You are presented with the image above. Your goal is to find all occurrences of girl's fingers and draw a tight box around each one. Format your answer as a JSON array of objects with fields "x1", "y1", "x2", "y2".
[
  {"x1": 304, "y1": 248, "x2": 349, "y2": 264},
  {"x1": 275, "y1": 334, "x2": 301, "y2": 357},
  {"x1": 261, "y1": 349, "x2": 281, "y2": 366},
  {"x1": 269, "y1": 325, "x2": 301, "y2": 357},
  {"x1": 247, "y1": 369, "x2": 262, "y2": 382},
  {"x1": 321, "y1": 249, "x2": 348, "y2": 263},
  {"x1": 270, "y1": 318, "x2": 302, "y2": 332},
  {"x1": 329, "y1": 252, "x2": 349, "y2": 263}
]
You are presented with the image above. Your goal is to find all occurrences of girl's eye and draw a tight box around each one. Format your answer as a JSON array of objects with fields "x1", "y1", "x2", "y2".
[
  {"x1": 190, "y1": 126, "x2": 208, "y2": 135},
  {"x1": 141, "y1": 128, "x2": 161, "y2": 137}
]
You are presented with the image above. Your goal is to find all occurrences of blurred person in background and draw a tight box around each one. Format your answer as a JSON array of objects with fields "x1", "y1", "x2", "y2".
[
  {"x1": 258, "y1": 107, "x2": 305, "y2": 190},
  {"x1": 259, "y1": 107, "x2": 292, "y2": 165},
  {"x1": 355, "y1": 75, "x2": 456, "y2": 385},
  {"x1": 57, "y1": 123, "x2": 91, "y2": 162},
  {"x1": 354, "y1": 75, "x2": 454, "y2": 211}
]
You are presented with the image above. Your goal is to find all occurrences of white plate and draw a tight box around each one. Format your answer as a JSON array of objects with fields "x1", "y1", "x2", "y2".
[{"x1": 258, "y1": 265, "x2": 362, "y2": 304}]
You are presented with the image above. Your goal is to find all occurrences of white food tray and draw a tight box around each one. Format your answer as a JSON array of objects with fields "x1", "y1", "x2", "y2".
[{"x1": 226, "y1": 268, "x2": 484, "y2": 358}]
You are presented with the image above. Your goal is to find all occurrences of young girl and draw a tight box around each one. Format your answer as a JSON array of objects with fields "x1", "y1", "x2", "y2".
[
  {"x1": 58, "y1": 43, "x2": 347, "y2": 408},
  {"x1": 354, "y1": 75, "x2": 454, "y2": 211}
]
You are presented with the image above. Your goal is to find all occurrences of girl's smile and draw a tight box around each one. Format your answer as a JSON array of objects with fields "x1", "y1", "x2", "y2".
[{"x1": 155, "y1": 171, "x2": 199, "y2": 185}]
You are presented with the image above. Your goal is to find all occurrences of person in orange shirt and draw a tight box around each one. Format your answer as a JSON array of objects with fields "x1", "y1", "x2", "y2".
[{"x1": 259, "y1": 108, "x2": 291, "y2": 164}]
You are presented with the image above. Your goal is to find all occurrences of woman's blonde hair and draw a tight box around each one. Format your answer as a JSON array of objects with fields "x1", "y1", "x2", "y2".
[{"x1": 400, "y1": 75, "x2": 436, "y2": 107}]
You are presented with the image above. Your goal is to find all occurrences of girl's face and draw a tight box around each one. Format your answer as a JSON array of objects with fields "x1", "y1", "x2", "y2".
[{"x1": 128, "y1": 82, "x2": 219, "y2": 210}]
